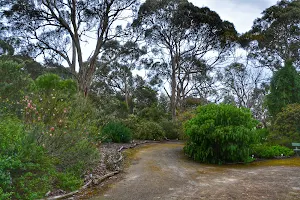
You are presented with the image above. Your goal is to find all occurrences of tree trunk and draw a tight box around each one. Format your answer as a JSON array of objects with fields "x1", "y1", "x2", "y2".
[
  {"x1": 78, "y1": 61, "x2": 96, "y2": 97},
  {"x1": 171, "y1": 55, "x2": 177, "y2": 120}
]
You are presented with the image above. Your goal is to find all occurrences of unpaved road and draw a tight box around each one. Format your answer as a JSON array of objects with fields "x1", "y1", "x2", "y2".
[{"x1": 90, "y1": 142, "x2": 300, "y2": 200}]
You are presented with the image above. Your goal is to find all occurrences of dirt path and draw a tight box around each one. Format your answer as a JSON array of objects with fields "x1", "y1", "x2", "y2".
[{"x1": 89, "y1": 142, "x2": 300, "y2": 200}]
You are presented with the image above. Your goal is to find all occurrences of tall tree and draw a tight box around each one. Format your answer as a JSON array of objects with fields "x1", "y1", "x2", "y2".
[
  {"x1": 91, "y1": 40, "x2": 146, "y2": 108},
  {"x1": 133, "y1": 0, "x2": 237, "y2": 119},
  {"x1": 223, "y1": 62, "x2": 266, "y2": 108},
  {"x1": 222, "y1": 62, "x2": 269, "y2": 126},
  {"x1": 266, "y1": 60, "x2": 300, "y2": 119},
  {"x1": 244, "y1": 0, "x2": 300, "y2": 70},
  {"x1": 2, "y1": 0, "x2": 138, "y2": 95}
]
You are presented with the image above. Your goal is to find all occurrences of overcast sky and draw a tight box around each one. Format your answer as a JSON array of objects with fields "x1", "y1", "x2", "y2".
[{"x1": 189, "y1": 0, "x2": 278, "y2": 33}]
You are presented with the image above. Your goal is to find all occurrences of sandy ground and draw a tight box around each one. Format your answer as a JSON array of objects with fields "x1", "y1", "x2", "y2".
[{"x1": 86, "y1": 142, "x2": 300, "y2": 200}]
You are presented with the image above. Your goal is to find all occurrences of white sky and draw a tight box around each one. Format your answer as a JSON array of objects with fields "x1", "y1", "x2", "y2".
[{"x1": 189, "y1": 0, "x2": 278, "y2": 34}]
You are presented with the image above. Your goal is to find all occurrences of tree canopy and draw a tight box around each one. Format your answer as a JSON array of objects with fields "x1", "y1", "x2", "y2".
[{"x1": 244, "y1": 0, "x2": 300, "y2": 70}]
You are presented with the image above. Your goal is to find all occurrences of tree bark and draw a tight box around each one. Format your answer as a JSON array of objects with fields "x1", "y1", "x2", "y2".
[{"x1": 171, "y1": 54, "x2": 177, "y2": 120}]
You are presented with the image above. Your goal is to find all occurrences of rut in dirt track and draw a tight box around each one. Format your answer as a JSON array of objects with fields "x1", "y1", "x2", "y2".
[{"x1": 91, "y1": 142, "x2": 300, "y2": 200}]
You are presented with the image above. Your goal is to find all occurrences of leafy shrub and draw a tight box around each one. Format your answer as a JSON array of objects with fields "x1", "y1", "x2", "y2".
[
  {"x1": 137, "y1": 105, "x2": 167, "y2": 122},
  {"x1": 33, "y1": 73, "x2": 77, "y2": 95},
  {"x1": 269, "y1": 104, "x2": 300, "y2": 146},
  {"x1": 0, "y1": 60, "x2": 32, "y2": 100},
  {"x1": 121, "y1": 114, "x2": 139, "y2": 133},
  {"x1": 251, "y1": 144, "x2": 294, "y2": 158},
  {"x1": 256, "y1": 128, "x2": 269, "y2": 143},
  {"x1": 159, "y1": 119, "x2": 180, "y2": 139},
  {"x1": 177, "y1": 109, "x2": 196, "y2": 140},
  {"x1": 0, "y1": 117, "x2": 54, "y2": 200},
  {"x1": 101, "y1": 121, "x2": 132, "y2": 143},
  {"x1": 21, "y1": 93, "x2": 100, "y2": 175},
  {"x1": 54, "y1": 173, "x2": 83, "y2": 192},
  {"x1": 184, "y1": 104, "x2": 258, "y2": 164},
  {"x1": 135, "y1": 121, "x2": 165, "y2": 140}
]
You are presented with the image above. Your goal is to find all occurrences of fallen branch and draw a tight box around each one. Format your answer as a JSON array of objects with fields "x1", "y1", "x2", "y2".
[
  {"x1": 92, "y1": 171, "x2": 120, "y2": 185},
  {"x1": 118, "y1": 146, "x2": 124, "y2": 152},
  {"x1": 113, "y1": 154, "x2": 123, "y2": 164},
  {"x1": 40, "y1": 171, "x2": 118, "y2": 200}
]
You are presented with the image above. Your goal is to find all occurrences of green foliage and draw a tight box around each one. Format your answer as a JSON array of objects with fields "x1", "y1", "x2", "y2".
[
  {"x1": 255, "y1": 128, "x2": 269, "y2": 143},
  {"x1": 137, "y1": 105, "x2": 167, "y2": 122},
  {"x1": 22, "y1": 92, "x2": 100, "y2": 176},
  {"x1": 246, "y1": 0, "x2": 300, "y2": 70},
  {"x1": 0, "y1": 63, "x2": 100, "y2": 198},
  {"x1": 266, "y1": 61, "x2": 300, "y2": 119},
  {"x1": 0, "y1": 117, "x2": 54, "y2": 200},
  {"x1": 0, "y1": 60, "x2": 32, "y2": 100},
  {"x1": 269, "y1": 104, "x2": 300, "y2": 146},
  {"x1": 0, "y1": 55, "x2": 45, "y2": 79},
  {"x1": 101, "y1": 121, "x2": 132, "y2": 143},
  {"x1": 177, "y1": 109, "x2": 196, "y2": 140},
  {"x1": 159, "y1": 119, "x2": 180, "y2": 139},
  {"x1": 135, "y1": 121, "x2": 165, "y2": 140},
  {"x1": 184, "y1": 104, "x2": 258, "y2": 164},
  {"x1": 33, "y1": 73, "x2": 77, "y2": 94},
  {"x1": 251, "y1": 144, "x2": 294, "y2": 159},
  {"x1": 121, "y1": 114, "x2": 139, "y2": 133},
  {"x1": 54, "y1": 173, "x2": 83, "y2": 192}
]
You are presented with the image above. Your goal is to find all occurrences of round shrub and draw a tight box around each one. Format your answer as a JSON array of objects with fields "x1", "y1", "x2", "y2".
[
  {"x1": 269, "y1": 104, "x2": 300, "y2": 146},
  {"x1": 135, "y1": 121, "x2": 165, "y2": 140},
  {"x1": 101, "y1": 121, "x2": 132, "y2": 143},
  {"x1": 184, "y1": 104, "x2": 258, "y2": 164}
]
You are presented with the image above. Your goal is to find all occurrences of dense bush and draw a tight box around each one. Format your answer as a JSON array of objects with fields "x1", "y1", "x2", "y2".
[
  {"x1": 177, "y1": 109, "x2": 196, "y2": 140},
  {"x1": 22, "y1": 92, "x2": 100, "y2": 176},
  {"x1": 54, "y1": 173, "x2": 83, "y2": 192},
  {"x1": 256, "y1": 128, "x2": 269, "y2": 143},
  {"x1": 33, "y1": 73, "x2": 77, "y2": 94},
  {"x1": 135, "y1": 121, "x2": 165, "y2": 140},
  {"x1": 159, "y1": 119, "x2": 180, "y2": 139},
  {"x1": 251, "y1": 144, "x2": 294, "y2": 158},
  {"x1": 1, "y1": 72, "x2": 101, "y2": 198},
  {"x1": 0, "y1": 60, "x2": 32, "y2": 100},
  {"x1": 0, "y1": 117, "x2": 55, "y2": 200},
  {"x1": 101, "y1": 121, "x2": 132, "y2": 143},
  {"x1": 184, "y1": 104, "x2": 258, "y2": 164},
  {"x1": 269, "y1": 104, "x2": 300, "y2": 146},
  {"x1": 137, "y1": 105, "x2": 167, "y2": 122}
]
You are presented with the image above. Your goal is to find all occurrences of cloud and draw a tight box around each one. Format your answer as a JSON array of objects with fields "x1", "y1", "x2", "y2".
[
  {"x1": 189, "y1": 0, "x2": 277, "y2": 33},
  {"x1": 228, "y1": 0, "x2": 274, "y2": 10}
]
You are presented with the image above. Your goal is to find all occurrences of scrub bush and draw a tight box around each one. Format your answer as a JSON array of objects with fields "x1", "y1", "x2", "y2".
[
  {"x1": 269, "y1": 104, "x2": 300, "y2": 146},
  {"x1": 184, "y1": 104, "x2": 258, "y2": 164},
  {"x1": 135, "y1": 121, "x2": 165, "y2": 140},
  {"x1": 251, "y1": 144, "x2": 294, "y2": 158},
  {"x1": 101, "y1": 121, "x2": 132, "y2": 143}
]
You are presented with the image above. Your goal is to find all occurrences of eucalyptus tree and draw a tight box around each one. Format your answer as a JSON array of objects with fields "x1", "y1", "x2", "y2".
[
  {"x1": 222, "y1": 62, "x2": 269, "y2": 126},
  {"x1": 91, "y1": 40, "x2": 146, "y2": 108},
  {"x1": 133, "y1": 0, "x2": 237, "y2": 119},
  {"x1": 244, "y1": 0, "x2": 300, "y2": 71},
  {"x1": 1, "y1": 0, "x2": 139, "y2": 95}
]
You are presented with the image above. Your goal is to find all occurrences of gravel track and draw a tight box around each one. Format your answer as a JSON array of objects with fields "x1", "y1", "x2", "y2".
[{"x1": 89, "y1": 142, "x2": 300, "y2": 200}]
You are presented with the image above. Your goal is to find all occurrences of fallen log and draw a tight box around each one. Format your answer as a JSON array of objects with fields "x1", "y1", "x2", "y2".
[{"x1": 39, "y1": 171, "x2": 119, "y2": 200}]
